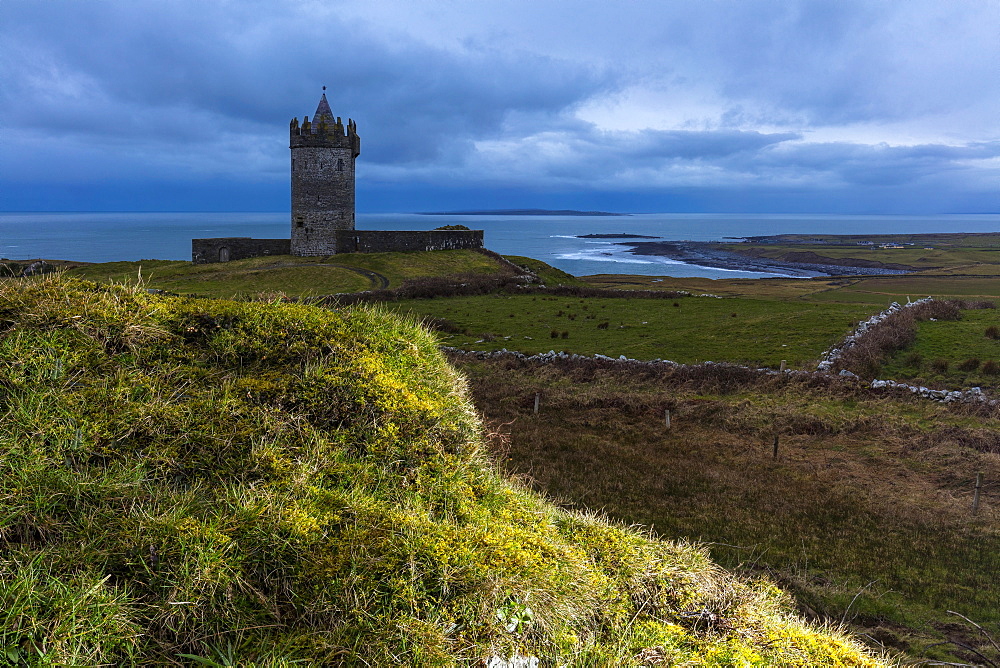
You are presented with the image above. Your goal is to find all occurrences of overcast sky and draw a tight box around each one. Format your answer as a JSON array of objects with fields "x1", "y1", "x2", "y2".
[{"x1": 3, "y1": 0, "x2": 998, "y2": 213}]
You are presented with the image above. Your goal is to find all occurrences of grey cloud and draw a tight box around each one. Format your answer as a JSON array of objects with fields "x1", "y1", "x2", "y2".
[
  {"x1": 629, "y1": 0, "x2": 1000, "y2": 126},
  {"x1": 1, "y1": 1, "x2": 614, "y2": 171},
  {"x1": 429, "y1": 123, "x2": 999, "y2": 196},
  {"x1": 760, "y1": 141, "x2": 1000, "y2": 187}
]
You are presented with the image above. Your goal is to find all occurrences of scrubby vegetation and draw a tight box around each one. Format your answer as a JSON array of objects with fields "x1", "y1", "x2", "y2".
[
  {"x1": 452, "y1": 353, "x2": 1000, "y2": 664},
  {"x1": 0, "y1": 276, "x2": 883, "y2": 665}
]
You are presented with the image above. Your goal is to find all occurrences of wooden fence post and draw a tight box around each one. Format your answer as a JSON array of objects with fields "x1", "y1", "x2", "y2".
[
  {"x1": 533, "y1": 392, "x2": 540, "y2": 415},
  {"x1": 772, "y1": 435, "x2": 779, "y2": 460},
  {"x1": 973, "y1": 472, "x2": 983, "y2": 515},
  {"x1": 664, "y1": 409, "x2": 671, "y2": 429}
]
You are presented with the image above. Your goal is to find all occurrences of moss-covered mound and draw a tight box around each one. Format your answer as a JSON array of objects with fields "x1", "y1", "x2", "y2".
[{"x1": 0, "y1": 277, "x2": 886, "y2": 666}]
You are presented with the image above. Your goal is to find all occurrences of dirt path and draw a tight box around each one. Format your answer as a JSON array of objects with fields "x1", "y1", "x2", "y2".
[
  {"x1": 237, "y1": 261, "x2": 391, "y2": 289},
  {"x1": 336, "y1": 265, "x2": 390, "y2": 289}
]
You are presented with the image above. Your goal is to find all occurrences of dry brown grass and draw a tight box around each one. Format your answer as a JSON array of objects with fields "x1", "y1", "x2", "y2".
[{"x1": 452, "y1": 354, "x2": 1000, "y2": 664}]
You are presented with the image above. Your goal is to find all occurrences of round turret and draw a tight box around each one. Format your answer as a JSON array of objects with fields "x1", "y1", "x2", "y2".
[{"x1": 289, "y1": 90, "x2": 361, "y2": 255}]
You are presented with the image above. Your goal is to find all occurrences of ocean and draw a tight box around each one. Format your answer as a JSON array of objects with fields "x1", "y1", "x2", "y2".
[{"x1": 2, "y1": 211, "x2": 999, "y2": 279}]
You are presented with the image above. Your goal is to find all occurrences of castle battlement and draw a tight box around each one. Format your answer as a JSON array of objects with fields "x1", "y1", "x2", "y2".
[
  {"x1": 290, "y1": 116, "x2": 357, "y2": 138},
  {"x1": 289, "y1": 115, "x2": 360, "y2": 153},
  {"x1": 192, "y1": 88, "x2": 482, "y2": 263}
]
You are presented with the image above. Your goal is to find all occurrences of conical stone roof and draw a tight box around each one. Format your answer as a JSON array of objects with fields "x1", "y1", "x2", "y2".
[{"x1": 314, "y1": 93, "x2": 334, "y2": 124}]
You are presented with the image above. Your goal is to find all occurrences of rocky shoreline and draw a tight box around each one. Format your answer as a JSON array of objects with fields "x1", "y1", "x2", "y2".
[{"x1": 619, "y1": 240, "x2": 913, "y2": 277}]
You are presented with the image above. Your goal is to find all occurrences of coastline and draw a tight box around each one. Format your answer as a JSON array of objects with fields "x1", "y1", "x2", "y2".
[{"x1": 618, "y1": 240, "x2": 914, "y2": 277}]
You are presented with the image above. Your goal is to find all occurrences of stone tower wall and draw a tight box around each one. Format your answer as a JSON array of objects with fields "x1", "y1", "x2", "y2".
[{"x1": 289, "y1": 116, "x2": 360, "y2": 256}]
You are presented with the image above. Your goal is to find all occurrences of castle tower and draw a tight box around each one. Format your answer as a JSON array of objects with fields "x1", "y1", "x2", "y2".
[{"x1": 289, "y1": 89, "x2": 361, "y2": 255}]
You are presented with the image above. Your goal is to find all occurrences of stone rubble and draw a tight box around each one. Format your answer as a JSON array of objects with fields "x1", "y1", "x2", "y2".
[
  {"x1": 441, "y1": 347, "x2": 800, "y2": 377},
  {"x1": 870, "y1": 379, "x2": 993, "y2": 405}
]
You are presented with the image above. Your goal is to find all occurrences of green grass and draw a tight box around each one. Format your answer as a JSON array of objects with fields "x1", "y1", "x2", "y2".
[
  {"x1": 388, "y1": 294, "x2": 878, "y2": 368},
  {"x1": 585, "y1": 273, "x2": 1000, "y2": 305},
  {"x1": 0, "y1": 275, "x2": 884, "y2": 666},
  {"x1": 806, "y1": 275, "x2": 1000, "y2": 303},
  {"x1": 583, "y1": 273, "x2": 845, "y2": 300},
  {"x1": 719, "y1": 243, "x2": 1000, "y2": 270},
  {"x1": 503, "y1": 255, "x2": 586, "y2": 286},
  {"x1": 879, "y1": 309, "x2": 1000, "y2": 387},
  {"x1": 721, "y1": 233, "x2": 1000, "y2": 270},
  {"x1": 64, "y1": 249, "x2": 505, "y2": 298}
]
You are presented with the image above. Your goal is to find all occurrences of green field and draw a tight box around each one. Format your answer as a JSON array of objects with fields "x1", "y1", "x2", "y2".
[
  {"x1": 879, "y1": 309, "x2": 1000, "y2": 386},
  {"x1": 583, "y1": 273, "x2": 844, "y2": 300},
  {"x1": 721, "y1": 242, "x2": 1000, "y2": 270},
  {"x1": 387, "y1": 294, "x2": 877, "y2": 368},
  {"x1": 721, "y1": 232, "x2": 1000, "y2": 271},
  {"x1": 586, "y1": 272, "x2": 1000, "y2": 305},
  {"x1": 806, "y1": 275, "x2": 1000, "y2": 303}
]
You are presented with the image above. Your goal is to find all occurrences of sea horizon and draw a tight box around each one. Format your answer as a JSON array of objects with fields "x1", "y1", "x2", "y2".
[{"x1": 3, "y1": 210, "x2": 1000, "y2": 279}]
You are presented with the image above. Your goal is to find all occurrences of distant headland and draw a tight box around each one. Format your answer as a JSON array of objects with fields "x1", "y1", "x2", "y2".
[
  {"x1": 577, "y1": 233, "x2": 660, "y2": 239},
  {"x1": 417, "y1": 208, "x2": 630, "y2": 216}
]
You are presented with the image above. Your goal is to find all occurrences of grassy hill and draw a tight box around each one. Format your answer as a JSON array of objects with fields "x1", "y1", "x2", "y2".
[
  {"x1": 0, "y1": 276, "x2": 883, "y2": 665},
  {"x1": 62, "y1": 249, "x2": 509, "y2": 298}
]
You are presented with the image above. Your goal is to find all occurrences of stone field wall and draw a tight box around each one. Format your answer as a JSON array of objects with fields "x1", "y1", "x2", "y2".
[
  {"x1": 192, "y1": 238, "x2": 291, "y2": 264},
  {"x1": 192, "y1": 230, "x2": 482, "y2": 263},
  {"x1": 333, "y1": 229, "x2": 483, "y2": 254}
]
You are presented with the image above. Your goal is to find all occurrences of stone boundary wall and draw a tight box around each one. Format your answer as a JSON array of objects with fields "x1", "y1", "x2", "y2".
[
  {"x1": 816, "y1": 297, "x2": 934, "y2": 371},
  {"x1": 192, "y1": 230, "x2": 482, "y2": 263},
  {"x1": 443, "y1": 293, "x2": 997, "y2": 407},
  {"x1": 333, "y1": 229, "x2": 483, "y2": 254},
  {"x1": 192, "y1": 238, "x2": 290, "y2": 264},
  {"x1": 443, "y1": 346, "x2": 996, "y2": 406}
]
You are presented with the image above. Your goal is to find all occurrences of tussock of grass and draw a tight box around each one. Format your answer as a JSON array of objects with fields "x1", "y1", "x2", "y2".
[{"x1": 0, "y1": 276, "x2": 882, "y2": 665}]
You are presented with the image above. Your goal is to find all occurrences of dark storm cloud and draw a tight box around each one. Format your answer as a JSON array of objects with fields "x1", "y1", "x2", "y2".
[
  {"x1": 0, "y1": 1, "x2": 612, "y2": 169},
  {"x1": 1, "y1": 0, "x2": 997, "y2": 212}
]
